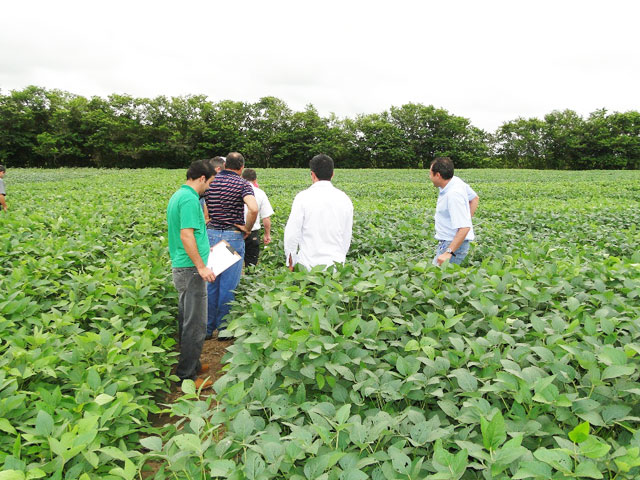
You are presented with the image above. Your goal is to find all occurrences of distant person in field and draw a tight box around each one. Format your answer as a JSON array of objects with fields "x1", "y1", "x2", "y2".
[
  {"x1": 166, "y1": 160, "x2": 217, "y2": 390},
  {"x1": 204, "y1": 152, "x2": 258, "y2": 339},
  {"x1": 0, "y1": 165, "x2": 7, "y2": 212},
  {"x1": 202, "y1": 156, "x2": 226, "y2": 224},
  {"x1": 284, "y1": 154, "x2": 353, "y2": 271},
  {"x1": 428, "y1": 156, "x2": 479, "y2": 266},
  {"x1": 241, "y1": 168, "x2": 274, "y2": 267}
]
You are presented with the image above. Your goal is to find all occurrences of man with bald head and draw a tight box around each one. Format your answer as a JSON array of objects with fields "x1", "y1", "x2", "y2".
[{"x1": 203, "y1": 152, "x2": 258, "y2": 339}]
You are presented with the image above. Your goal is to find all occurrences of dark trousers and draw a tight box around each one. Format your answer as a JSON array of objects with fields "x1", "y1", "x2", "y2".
[
  {"x1": 244, "y1": 230, "x2": 260, "y2": 267},
  {"x1": 172, "y1": 267, "x2": 205, "y2": 380}
]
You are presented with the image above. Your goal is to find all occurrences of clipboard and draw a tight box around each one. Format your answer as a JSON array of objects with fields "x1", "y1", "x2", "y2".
[{"x1": 207, "y1": 240, "x2": 242, "y2": 276}]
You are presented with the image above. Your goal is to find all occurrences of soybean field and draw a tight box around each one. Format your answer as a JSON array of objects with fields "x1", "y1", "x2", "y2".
[{"x1": 1, "y1": 168, "x2": 640, "y2": 479}]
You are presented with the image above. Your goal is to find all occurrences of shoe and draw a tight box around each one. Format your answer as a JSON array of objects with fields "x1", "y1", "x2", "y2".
[
  {"x1": 194, "y1": 378, "x2": 213, "y2": 390},
  {"x1": 198, "y1": 363, "x2": 210, "y2": 375}
]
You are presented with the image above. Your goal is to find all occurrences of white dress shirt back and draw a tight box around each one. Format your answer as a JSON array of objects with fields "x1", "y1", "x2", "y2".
[{"x1": 284, "y1": 181, "x2": 353, "y2": 270}]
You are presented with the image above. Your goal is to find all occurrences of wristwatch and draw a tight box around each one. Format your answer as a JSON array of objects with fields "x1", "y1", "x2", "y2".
[{"x1": 445, "y1": 248, "x2": 456, "y2": 256}]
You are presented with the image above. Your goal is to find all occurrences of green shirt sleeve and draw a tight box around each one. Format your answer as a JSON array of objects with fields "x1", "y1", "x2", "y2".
[{"x1": 180, "y1": 196, "x2": 204, "y2": 230}]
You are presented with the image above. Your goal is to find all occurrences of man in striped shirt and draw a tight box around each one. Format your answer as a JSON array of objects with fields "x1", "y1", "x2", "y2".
[{"x1": 203, "y1": 152, "x2": 258, "y2": 338}]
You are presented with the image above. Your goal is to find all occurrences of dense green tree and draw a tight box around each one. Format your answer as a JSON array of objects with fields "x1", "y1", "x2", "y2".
[
  {"x1": 582, "y1": 109, "x2": 640, "y2": 169},
  {"x1": 344, "y1": 113, "x2": 410, "y2": 168},
  {"x1": 494, "y1": 117, "x2": 547, "y2": 168},
  {"x1": 542, "y1": 110, "x2": 586, "y2": 170},
  {"x1": 1, "y1": 86, "x2": 638, "y2": 169}
]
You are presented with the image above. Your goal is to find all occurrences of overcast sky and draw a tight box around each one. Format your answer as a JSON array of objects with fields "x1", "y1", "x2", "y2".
[{"x1": 1, "y1": 0, "x2": 639, "y2": 131}]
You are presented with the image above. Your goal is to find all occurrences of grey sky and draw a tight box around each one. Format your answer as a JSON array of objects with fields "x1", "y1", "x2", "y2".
[{"x1": 1, "y1": 0, "x2": 638, "y2": 131}]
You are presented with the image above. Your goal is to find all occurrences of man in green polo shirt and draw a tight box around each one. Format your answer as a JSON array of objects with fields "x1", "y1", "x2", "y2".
[{"x1": 167, "y1": 160, "x2": 217, "y2": 389}]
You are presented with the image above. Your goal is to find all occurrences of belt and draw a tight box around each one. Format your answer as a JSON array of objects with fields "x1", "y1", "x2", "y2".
[{"x1": 209, "y1": 225, "x2": 242, "y2": 232}]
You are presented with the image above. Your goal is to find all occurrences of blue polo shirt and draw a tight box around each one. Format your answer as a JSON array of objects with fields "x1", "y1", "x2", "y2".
[{"x1": 434, "y1": 176, "x2": 475, "y2": 241}]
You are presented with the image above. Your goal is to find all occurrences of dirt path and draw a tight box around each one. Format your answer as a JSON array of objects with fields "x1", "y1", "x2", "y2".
[
  {"x1": 142, "y1": 335, "x2": 233, "y2": 477},
  {"x1": 152, "y1": 334, "x2": 234, "y2": 424}
]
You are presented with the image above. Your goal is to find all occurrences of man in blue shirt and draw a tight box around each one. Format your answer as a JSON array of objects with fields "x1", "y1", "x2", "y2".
[{"x1": 429, "y1": 157, "x2": 479, "y2": 266}]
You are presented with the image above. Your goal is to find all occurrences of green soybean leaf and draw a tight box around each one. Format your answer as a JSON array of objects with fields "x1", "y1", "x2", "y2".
[
  {"x1": 533, "y1": 448, "x2": 572, "y2": 474},
  {"x1": 140, "y1": 436, "x2": 162, "y2": 451},
  {"x1": 568, "y1": 421, "x2": 590, "y2": 443},
  {"x1": 579, "y1": 437, "x2": 611, "y2": 459},
  {"x1": 574, "y1": 460, "x2": 603, "y2": 479},
  {"x1": 35, "y1": 410, "x2": 54, "y2": 437},
  {"x1": 451, "y1": 368, "x2": 478, "y2": 392},
  {"x1": 0, "y1": 471, "x2": 26, "y2": 480},
  {"x1": 481, "y1": 411, "x2": 506, "y2": 451},
  {"x1": 209, "y1": 459, "x2": 236, "y2": 477},
  {"x1": 513, "y1": 460, "x2": 552, "y2": 479}
]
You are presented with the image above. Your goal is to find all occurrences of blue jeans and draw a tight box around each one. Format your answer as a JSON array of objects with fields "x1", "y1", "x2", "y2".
[
  {"x1": 206, "y1": 229, "x2": 245, "y2": 335},
  {"x1": 433, "y1": 240, "x2": 470, "y2": 266}
]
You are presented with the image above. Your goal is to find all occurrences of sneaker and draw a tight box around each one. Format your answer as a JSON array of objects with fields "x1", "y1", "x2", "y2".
[
  {"x1": 194, "y1": 378, "x2": 213, "y2": 390},
  {"x1": 198, "y1": 363, "x2": 210, "y2": 375}
]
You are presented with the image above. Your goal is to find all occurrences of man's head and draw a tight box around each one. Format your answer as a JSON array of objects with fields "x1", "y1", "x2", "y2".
[
  {"x1": 0, "y1": 165, "x2": 5, "y2": 178},
  {"x1": 186, "y1": 160, "x2": 216, "y2": 195},
  {"x1": 242, "y1": 168, "x2": 257, "y2": 184},
  {"x1": 205, "y1": 156, "x2": 226, "y2": 175},
  {"x1": 309, "y1": 154, "x2": 334, "y2": 182},
  {"x1": 429, "y1": 157, "x2": 454, "y2": 187},
  {"x1": 225, "y1": 152, "x2": 244, "y2": 171}
]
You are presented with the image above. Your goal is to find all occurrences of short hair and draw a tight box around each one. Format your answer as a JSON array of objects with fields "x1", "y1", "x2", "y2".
[
  {"x1": 242, "y1": 168, "x2": 257, "y2": 182},
  {"x1": 0, "y1": 165, "x2": 5, "y2": 173},
  {"x1": 225, "y1": 152, "x2": 244, "y2": 170},
  {"x1": 309, "y1": 154, "x2": 334, "y2": 181},
  {"x1": 204, "y1": 156, "x2": 226, "y2": 174},
  {"x1": 186, "y1": 159, "x2": 215, "y2": 181},
  {"x1": 430, "y1": 157, "x2": 454, "y2": 180}
]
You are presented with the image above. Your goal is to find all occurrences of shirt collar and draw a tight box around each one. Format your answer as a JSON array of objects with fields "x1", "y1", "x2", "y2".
[
  {"x1": 439, "y1": 176, "x2": 457, "y2": 195},
  {"x1": 219, "y1": 170, "x2": 240, "y2": 177},
  {"x1": 181, "y1": 184, "x2": 199, "y2": 197},
  {"x1": 310, "y1": 180, "x2": 333, "y2": 188}
]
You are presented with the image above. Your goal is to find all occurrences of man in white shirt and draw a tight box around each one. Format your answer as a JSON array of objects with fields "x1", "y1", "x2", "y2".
[
  {"x1": 284, "y1": 154, "x2": 353, "y2": 271},
  {"x1": 242, "y1": 168, "x2": 274, "y2": 266},
  {"x1": 429, "y1": 157, "x2": 479, "y2": 266}
]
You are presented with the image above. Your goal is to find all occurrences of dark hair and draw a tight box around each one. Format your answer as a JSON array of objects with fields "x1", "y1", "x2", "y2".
[
  {"x1": 204, "y1": 156, "x2": 225, "y2": 174},
  {"x1": 430, "y1": 157, "x2": 454, "y2": 180},
  {"x1": 0, "y1": 165, "x2": 5, "y2": 173},
  {"x1": 309, "y1": 154, "x2": 334, "y2": 181},
  {"x1": 225, "y1": 152, "x2": 245, "y2": 170},
  {"x1": 186, "y1": 160, "x2": 215, "y2": 181},
  {"x1": 204, "y1": 157, "x2": 224, "y2": 177},
  {"x1": 242, "y1": 168, "x2": 257, "y2": 182}
]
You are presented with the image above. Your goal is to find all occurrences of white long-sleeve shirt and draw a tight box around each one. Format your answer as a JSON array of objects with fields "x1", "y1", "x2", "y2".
[{"x1": 284, "y1": 181, "x2": 353, "y2": 270}]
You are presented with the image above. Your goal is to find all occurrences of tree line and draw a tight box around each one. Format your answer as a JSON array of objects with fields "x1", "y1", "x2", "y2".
[{"x1": 1, "y1": 86, "x2": 638, "y2": 169}]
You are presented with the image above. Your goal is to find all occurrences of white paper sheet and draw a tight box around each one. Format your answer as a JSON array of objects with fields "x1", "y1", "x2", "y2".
[{"x1": 207, "y1": 240, "x2": 242, "y2": 276}]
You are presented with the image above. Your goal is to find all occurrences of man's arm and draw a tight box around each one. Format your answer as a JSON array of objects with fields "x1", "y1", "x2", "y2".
[
  {"x1": 180, "y1": 228, "x2": 216, "y2": 282},
  {"x1": 262, "y1": 216, "x2": 272, "y2": 245},
  {"x1": 284, "y1": 195, "x2": 304, "y2": 271},
  {"x1": 436, "y1": 227, "x2": 471, "y2": 265},
  {"x1": 342, "y1": 200, "x2": 353, "y2": 255},
  {"x1": 469, "y1": 196, "x2": 479, "y2": 217},
  {"x1": 236, "y1": 195, "x2": 258, "y2": 238},
  {"x1": 0, "y1": 195, "x2": 6, "y2": 211},
  {"x1": 203, "y1": 203, "x2": 210, "y2": 224}
]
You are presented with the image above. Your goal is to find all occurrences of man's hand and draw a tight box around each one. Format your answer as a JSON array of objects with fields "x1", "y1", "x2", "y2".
[
  {"x1": 436, "y1": 252, "x2": 453, "y2": 266},
  {"x1": 197, "y1": 266, "x2": 216, "y2": 282},
  {"x1": 263, "y1": 232, "x2": 271, "y2": 245},
  {"x1": 234, "y1": 224, "x2": 251, "y2": 239}
]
